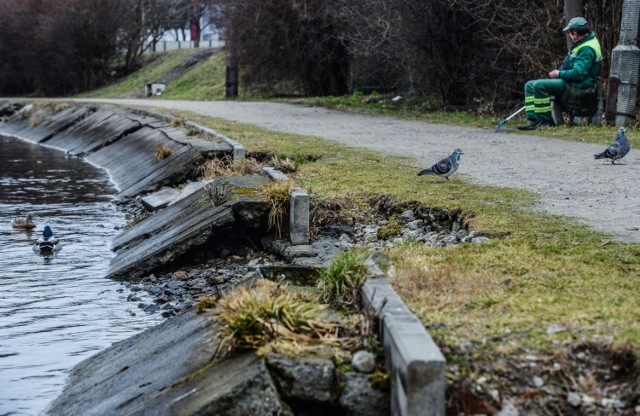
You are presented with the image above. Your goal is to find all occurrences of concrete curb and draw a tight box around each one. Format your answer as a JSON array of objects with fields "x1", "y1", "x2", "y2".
[
  {"x1": 184, "y1": 122, "x2": 246, "y2": 160},
  {"x1": 362, "y1": 278, "x2": 446, "y2": 416}
]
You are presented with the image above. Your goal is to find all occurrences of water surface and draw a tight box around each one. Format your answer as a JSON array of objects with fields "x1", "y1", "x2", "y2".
[{"x1": 0, "y1": 136, "x2": 162, "y2": 415}]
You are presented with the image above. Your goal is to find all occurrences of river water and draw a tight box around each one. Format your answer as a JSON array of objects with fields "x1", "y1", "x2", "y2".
[{"x1": 0, "y1": 136, "x2": 163, "y2": 415}]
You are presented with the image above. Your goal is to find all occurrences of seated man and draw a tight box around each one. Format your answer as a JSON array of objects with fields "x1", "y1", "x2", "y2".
[{"x1": 518, "y1": 16, "x2": 602, "y2": 130}]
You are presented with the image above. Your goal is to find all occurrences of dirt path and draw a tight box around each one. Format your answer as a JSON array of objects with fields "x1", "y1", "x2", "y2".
[{"x1": 75, "y1": 99, "x2": 640, "y2": 242}]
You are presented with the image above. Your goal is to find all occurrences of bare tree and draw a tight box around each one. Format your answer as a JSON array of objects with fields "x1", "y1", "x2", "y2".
[{"x1": 216, "y1": 0, "x2": 350, "y2": 96}]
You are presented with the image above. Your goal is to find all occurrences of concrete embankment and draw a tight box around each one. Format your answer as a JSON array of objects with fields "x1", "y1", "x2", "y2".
[{"x1": 0, "y1": 100, "x2": 445, "y2": 416}]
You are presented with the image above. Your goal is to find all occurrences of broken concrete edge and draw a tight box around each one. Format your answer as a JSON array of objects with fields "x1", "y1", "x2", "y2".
[
  {"x1": 185, "y1": 122, "x2": 246, "y2": 161},
  {"x1": 262, "y1": 167, "x2": 310, "y2": 246},
  {"x1": 122, "y1": 107, "x2": 246, "y2": 160},
  {"x1": 361, "y1": 277, "x2": 446, "y2": 416}
]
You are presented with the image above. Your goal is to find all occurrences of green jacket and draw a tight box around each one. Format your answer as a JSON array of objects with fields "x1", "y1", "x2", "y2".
[{"x1": 558, "y1": 32, "x2": 602, "y2": 90}]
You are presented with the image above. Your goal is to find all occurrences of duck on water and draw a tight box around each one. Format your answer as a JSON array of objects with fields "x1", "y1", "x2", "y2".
[
  {"x1": 33, "y1": 225, "x2": 62, "y2": 255},
  {"x1": 11, "y1": 214, "x2": 36, "y2": 230}
]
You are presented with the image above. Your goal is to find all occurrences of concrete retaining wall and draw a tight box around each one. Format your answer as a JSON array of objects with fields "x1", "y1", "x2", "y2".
[{"x1": 0, "y1": 104, "x2": 235, "y2": 201}]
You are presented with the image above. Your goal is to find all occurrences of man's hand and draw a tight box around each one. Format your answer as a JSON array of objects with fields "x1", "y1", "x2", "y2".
[{"x1": 549, "y1": 69, "x2": 560, "y2": 79}]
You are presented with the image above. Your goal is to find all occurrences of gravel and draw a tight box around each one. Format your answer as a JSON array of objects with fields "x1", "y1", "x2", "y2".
[{"x1": 75, "y1": 99, "x2": 640, "y2": 242}]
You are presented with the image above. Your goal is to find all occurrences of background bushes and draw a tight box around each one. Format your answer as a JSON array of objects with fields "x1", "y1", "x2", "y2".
[{"x1": 0, "y1": 0, "x2": 626, "y2": 111}]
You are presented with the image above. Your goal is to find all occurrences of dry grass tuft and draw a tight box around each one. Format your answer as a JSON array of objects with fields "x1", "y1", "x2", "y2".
[
  {"x1": 392, "y1": 263, "x2": 501, "y2": 312},
  {"x1": 196, "y1": 295, "x2": 219, "y2": 313},
  {"x1": 310, "y1": 196, "x2": 369, "y2": 238},
  {"x1": 271, "y1": 155, "x2": 297, "y2": 173},
  {"x1": 231, "y1": 157, "x2": 262, "y2": 175},
  {"x1": 212, "y1": 280, "x2": 350, "y2": 358},
  {"x1": 54, "y1": 102, "x2": 71, "y2": 114},
  {"x1": 170, "y1": 115, "x2": 186, "y2": 127},
  {"x1": 259, "y1": 179, "x2": 293, "y2": 238},
  {"x1": 29, "y1": 115, "x2": 41, "y2": 128},
  {"x1": 202, "y1": 159, "x2": 228, "y2": 178},
  {"x1": 155, "y1": 144, "x2": 173, "y2": 160},
  {"x1": 202, "y1": 156, "x2": 262, "y2": 180}
]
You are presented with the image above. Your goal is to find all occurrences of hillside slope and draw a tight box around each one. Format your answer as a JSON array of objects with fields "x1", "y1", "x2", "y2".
[{"x1": 80, "y1": 48, "x2": 226, "y2": 100}]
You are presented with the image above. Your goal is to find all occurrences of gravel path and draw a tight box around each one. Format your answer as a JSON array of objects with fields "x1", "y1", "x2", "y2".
[{"x1": 76, "y1": 99, "x2": 640, "y2": 242}]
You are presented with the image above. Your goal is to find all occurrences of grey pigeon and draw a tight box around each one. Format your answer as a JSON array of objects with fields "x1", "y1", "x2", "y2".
[
  {"x1": 594, "y1": 127, "x2": 630, "y2": 164},
  {"x1": 417, "y1": 148, "x2": 463, "y2": 180}
]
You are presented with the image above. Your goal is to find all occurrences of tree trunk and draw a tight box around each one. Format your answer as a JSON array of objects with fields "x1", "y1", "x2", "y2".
[{"x1": 564, "y1": 0, "x2": 582, "y2": 50}]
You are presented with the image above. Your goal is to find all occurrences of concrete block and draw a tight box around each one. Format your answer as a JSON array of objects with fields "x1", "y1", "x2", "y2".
[
  {"x1": 168, "y1": 181, "x2": 212, "y2": 206},
  {"x1": 361, "y1": 277, "x2": 446, "y2": 416},
  {"x1": 262, "y1": 166, "x2": 289, "y2": 182},
  {"x1": 362, "y1": 278, "x2": 413, "y2": 338},
  {"x1": 289, "y1": 188, "x2": 310, "y2": 245},
  {"x1": 188, "y1": 123, "x2": 245, "y2": 160},
  {"x1": 140, "y1": 187, "x2": 180, "y2": 211}
]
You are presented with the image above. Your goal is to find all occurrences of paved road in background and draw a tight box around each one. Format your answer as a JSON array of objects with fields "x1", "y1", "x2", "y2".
[{"x1": 75, "y1": 99, "x2": 640, "y2": 242}]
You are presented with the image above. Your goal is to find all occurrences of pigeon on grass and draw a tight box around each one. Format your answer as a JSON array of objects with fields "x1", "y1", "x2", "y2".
[
  {"x1": 417, "y1": 148, "x2": 463, "y2": 180},
  {"x1": 594, "y1": 127, "x2": 630, "y2": 164}
]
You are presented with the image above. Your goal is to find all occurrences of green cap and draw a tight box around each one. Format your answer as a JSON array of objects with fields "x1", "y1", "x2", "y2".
[{"x1": 563, "y1": 16, "x2": 588, "y2": 32}]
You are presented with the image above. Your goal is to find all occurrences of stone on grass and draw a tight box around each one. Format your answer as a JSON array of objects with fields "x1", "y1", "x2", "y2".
[
  {"x1": 352, "y1": 351, "x2": 376, "y2": 373},
  {"x1": 472, "y1": 236, "x2": 490, "y2": 244},
  {"x1": 567, "y1": 392, "x2": 582, "y2": 407}
]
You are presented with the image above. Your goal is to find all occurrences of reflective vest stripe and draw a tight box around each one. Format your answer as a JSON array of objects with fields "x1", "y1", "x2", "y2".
[{"x1": 572, "y1": 37, "x2": 602, "y2": 62}]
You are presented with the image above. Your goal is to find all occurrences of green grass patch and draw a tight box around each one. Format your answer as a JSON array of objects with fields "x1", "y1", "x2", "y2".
[
  {"x1": 181, "y1": 112, "x2": 640, "y2": 355},
  {"x1": 159, "y1": 53, "x2": 226, "y2": 100}
]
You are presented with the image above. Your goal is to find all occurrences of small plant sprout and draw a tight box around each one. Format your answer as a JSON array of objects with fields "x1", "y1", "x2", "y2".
[
  {"x1": 259, "y1": 179, "x2": 293, "y2": 239},
  {"x1": 186, "y1": 127, "x2": 200, "y2": 136},
  {"x1": 155, "y1": 144, "x2": 173, "y2": 160},
  {"x1": 318, "y1": 251, "x2": 368, "y2": 311}
]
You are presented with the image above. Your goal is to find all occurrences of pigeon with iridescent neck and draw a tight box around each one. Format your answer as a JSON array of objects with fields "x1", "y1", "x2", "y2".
[
  {"x1": 417, "y1": 148, "x2": 463, "y2": 180},
  {"x1": 594, "y1": 127, "x2": 630, "y2": 164}
]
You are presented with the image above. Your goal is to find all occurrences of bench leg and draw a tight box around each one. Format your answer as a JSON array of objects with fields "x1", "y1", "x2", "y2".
[
  {"x1": 589, "y1": 96, "x2": 603, "y2": 126},
  {"x1": 550, "y1": 99, "x2": 564, "y2": 126}
]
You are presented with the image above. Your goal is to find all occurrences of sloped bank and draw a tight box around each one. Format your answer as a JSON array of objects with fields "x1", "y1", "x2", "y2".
[{"x1": 0, "y1": 100, "x2": 448, "y2": 416}]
